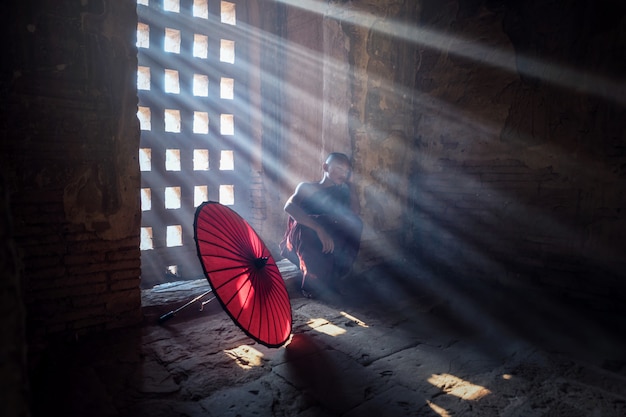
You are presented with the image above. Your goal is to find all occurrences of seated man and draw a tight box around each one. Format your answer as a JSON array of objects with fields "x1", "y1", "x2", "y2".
[{"x1": 280, "y1": 152, "x2": 363, "y2": 298}]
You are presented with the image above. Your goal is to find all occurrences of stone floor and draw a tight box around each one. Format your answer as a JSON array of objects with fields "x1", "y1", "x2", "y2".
[{"x1": 30, "y1": 260, "x2": 626, "y2": 417}]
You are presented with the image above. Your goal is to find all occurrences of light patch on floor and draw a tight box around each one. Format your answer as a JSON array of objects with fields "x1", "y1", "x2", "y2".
[
  {"x1": 307, "y1": 317, "x2": 347, "y2": 336},
  {"x1": 340, "y1": 311, "x2": 369, "y2": 327},
  {"x1": 224, "y1": 345, "x2": 265, "y2": 369},
  {"x1": 428, "y1": 373, "x2": 491, "y2": 400}
]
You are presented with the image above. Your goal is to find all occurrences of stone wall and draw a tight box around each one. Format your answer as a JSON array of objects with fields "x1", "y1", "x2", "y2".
[
  {"x1": 408, "y1": 1, "x2": 626, "y2": 309},
  {"x1": 269, "y1": 0, "x2": 625, "y2": 311},
  {"x1": 0, "y1": 1, "x2": 141, "y2": 352},
  {"x1": 0, "y1": 175, "x2": 29, "y2": 417},
  {"x1": 268, "y1": 0, "x2": 422, "y2": 267}
]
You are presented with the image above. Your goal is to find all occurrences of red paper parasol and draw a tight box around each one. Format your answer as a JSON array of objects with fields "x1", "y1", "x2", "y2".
[{"x1": 194, "y1": 201, "x2": 292, "y2": 348}]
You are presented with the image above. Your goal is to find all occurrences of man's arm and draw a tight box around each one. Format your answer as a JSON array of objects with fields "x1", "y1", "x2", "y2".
[{"x1": 284, "y1": 182, "x2": 334, "y2": 253}]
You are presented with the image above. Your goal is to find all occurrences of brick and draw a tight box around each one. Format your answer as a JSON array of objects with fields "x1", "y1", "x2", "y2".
[
  {"x1": 65, "y1": 256, "x2": 137, "y2": 275},
  {"x1": 64, "y1": 252, "x2": 107, "y2": 265},
  {"x1": 64, "y1": 272, "x2": 109, "y2": 286},
  {"x1": 28, "y1": 283, "x2": 109, "y2": 302},
  {"x1": 72, "y1": 294, "x2": 108, "y2": 308},
  {"x1": 119, "y1": 236, "x2": 141, "y2": 246},
  {"x1": 12, "y1": 224, "x2": 62, "y2": 239},
  {"x1": 106, "y1": 248, "x2": 140, "y2": 262},
  {"x1": 65, "y1": 232, "x2": 99, "y2": 242},
  {"x1": 20, "y1": 243, "x2": 67, "y2": 257},
  {"x1": 66, "y1": 262, "x2": 111, "y2": 275},
  {"x1": 109, "y1": 268, "x2": 141, "y2": 282},
  {"x1": 68, "y1": 240, "x2": 116, "y2": 254},
  {"x1": 105, "y1": 311, "x2": 143, "y2": 330},
  {"x1": 24, "y1": 266, "x2": 67, "y2": 281},
  {"x1": 23, "y1": 256, "x2": 63, "y2": 270},
  {"x1": 107, "y1": 259, "x2": 141, "y2": 272},
  {"x1": 71, "y1": 317, "x2": 110, "y2": 332}
]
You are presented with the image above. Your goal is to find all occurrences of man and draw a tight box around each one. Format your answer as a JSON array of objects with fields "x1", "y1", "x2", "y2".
[{"x1": 280, "y1": 152, "x2": 363, "y2": 299}]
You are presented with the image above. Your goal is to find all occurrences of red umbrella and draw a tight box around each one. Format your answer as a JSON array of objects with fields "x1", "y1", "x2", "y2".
[{"x1": 194, "y1": 201, "x2": 292, "y2": 348}]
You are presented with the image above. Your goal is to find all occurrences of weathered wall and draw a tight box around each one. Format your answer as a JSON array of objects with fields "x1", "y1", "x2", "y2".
[
  {"x1": 409, "y1": 0, "x2": 626, "y2": 309},
  {"x1": 269, "y1": 0, "x2": 626, "y2": 312},
  {"x1": 267, "y1": 0, "x2": 421, "y2": 265},
  {"x1": 336, "y1": 1, "x2": 421, "y2": 266},
  {"x1": 0, "y1": 1, "x2": 141, "y2": 352},
  {"x1": 0, "y1": 175, "x2": 29, "y2": 417}
]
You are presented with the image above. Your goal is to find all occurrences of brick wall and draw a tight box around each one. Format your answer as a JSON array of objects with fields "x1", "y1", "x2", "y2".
[
  {"x1": 0, "y1": 1, "x2": 141, "y2": 351},
  {"x1": 0, "y1": 175, "x2": 29, "y2": 417}
]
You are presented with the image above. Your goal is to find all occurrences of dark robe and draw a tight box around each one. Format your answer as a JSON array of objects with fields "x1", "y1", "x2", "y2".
[{"x1": 280, "y1": 184, "x2": 363, "y2": 293}]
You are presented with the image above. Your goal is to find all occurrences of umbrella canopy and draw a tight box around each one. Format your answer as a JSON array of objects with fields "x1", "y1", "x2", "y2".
[{"x1": 194, "y1": 201, "x2": 292, "y2": 348}]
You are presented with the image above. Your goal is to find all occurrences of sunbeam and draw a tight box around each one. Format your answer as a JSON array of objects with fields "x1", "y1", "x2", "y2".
[{"x1": 276, "y1": 0, "x2": 625, "y2": 105}]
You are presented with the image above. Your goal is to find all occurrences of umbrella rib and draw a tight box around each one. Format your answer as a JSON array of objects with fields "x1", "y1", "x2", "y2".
[
  {"x1": 196, "y1": 235, "x2": 248, "y2": 259},
  {"x1": 194, "y1": 202, "x2": 292, "y2": 347},
  {"x1": 198, "y1": 235, "x2": 255, "y2": 258},
  {"x1": 214, "y1": 267, "x2": 252, "y2": 293},
  {"x1": 209, "y1": 210, "x2": 253, "y2": 252},
  {"x1": 263, "y1": 268, "x2": 290, "y2": 342},
  {"x1": 248, "y1": 264, "x2": 289, "y2": 344}
]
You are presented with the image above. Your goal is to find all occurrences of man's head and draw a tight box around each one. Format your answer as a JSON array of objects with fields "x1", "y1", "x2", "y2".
[{"x1": 323, "y1": 152, "x2": 352, "y2": 185}]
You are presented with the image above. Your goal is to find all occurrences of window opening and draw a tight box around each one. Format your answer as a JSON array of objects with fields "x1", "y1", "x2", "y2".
[
  {"x1": 141, "y1": 188, "x2": 152, "y2": 211},
  {"x1": 166, "y1": 225, "x2": 183, "y2": 247},
  {"x1": 220, "y1": 114, "x2": 234, "y2": 135},
  {"x1": 137, "y1": 106, "x2": 151, "y2": 131},
  {"x1": 220, "y1": 150, "x2": 234, "y2": 170},
  {"x1": 164, "y1": 109, "x2": 181, "y2": 133},
  {"x1": 193, "y1": 111, "x2": 209, "y2": 134},
  {"x1": 164, "y1": 186, "x2": 181, "y2": 209},
  {"x1": 219, "y1": 185, "x2": 235, "y2": 205},
  {"x1": 140, "y1": 227, "x2": 153, "y2": 250},
  {"x1": 194, "y1": 185, "x2": 208, "y2": 207},
  {"x1": 139, "y1": 148, "x2": 151, "y2": 171},
  {"x1": 220, "y1": 77, "x2": 234, "y2": 99},
  {"x1": 221, "y1": 1, "x2": 236, "y2": 25},
  {"x1": 220, "y1": 39, "x2": 235, "y2": 63},
  {"x1": 193, "y1": 34, "x2": 208, "y2": 59},
  {"x1": 163, "y1": 0, "x2": 180, "y2": 13},
  {"x1": 165, "y1": 149, "x2": 181, "y2": 171},
  {"x1": 138, "y1": 66, "x2": 150, "y2": 90},
  {"x1": 138, "y1": 0, "x2": 249, "y2": 289},
  {"x1": 193, "y1": 149, "x2": 209, "y2": 171},
  {"x1": 193, "y1": 0, "x2": 208, "y2": 19},
  {"x1": 164, "y1": 28, "x2": 181, "y2": 53},
  {"x1": 164, "y1": 69, "x2": 180, "y2": 94},
  {"x1": 166, "y1": 265, "x2": 180, "y2": 278},
  {"x1": 137, "y1": 23, "x2": 149, "y2": 48},
  {"x1": 193, "y1": 74, "x2": 209, "y2": 96}
]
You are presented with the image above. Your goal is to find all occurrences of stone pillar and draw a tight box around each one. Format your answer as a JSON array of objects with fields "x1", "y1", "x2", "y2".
[
  {"x1": 0, "y1": 0, "x2": 142, "y2": 350},
  {"x1": 0, "y1": 174, "x2": 29, "y2": 417}
]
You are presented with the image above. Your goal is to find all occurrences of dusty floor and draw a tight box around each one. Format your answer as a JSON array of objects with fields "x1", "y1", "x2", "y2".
[{"x1": 30, "y1": 261, "x2": 626, "y2": 417}]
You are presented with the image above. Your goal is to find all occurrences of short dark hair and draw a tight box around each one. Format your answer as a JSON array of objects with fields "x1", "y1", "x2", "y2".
[{"x1": 325, "y1": 152, "x2": 351, "y2": 166}]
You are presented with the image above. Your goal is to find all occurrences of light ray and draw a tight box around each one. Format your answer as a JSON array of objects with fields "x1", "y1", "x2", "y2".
[{"x1": 276, "y1": 0, "x2": 625, "y2": 104}]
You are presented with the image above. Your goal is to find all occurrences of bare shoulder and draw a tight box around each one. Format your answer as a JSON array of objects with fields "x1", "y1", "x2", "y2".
[
  {"x1": 290, "y1": 181, "x2": 319, "y2": 203},
  {"x1": 294, "y1": 181, "x2": 319, "y2": 195}
]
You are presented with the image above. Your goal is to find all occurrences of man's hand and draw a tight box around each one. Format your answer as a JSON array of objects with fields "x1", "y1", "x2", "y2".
[{"x1": 316, "y1": 227, "x2": 334, "y2": 253}]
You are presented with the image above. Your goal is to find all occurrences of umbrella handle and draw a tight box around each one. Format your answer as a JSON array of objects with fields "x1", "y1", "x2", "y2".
[
  {"x1": 157, "y1": 289, "x2": 213, "y2": 324},
  {"x1": 158, "y1": 310, "x2": 176, "y2": 324}
]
